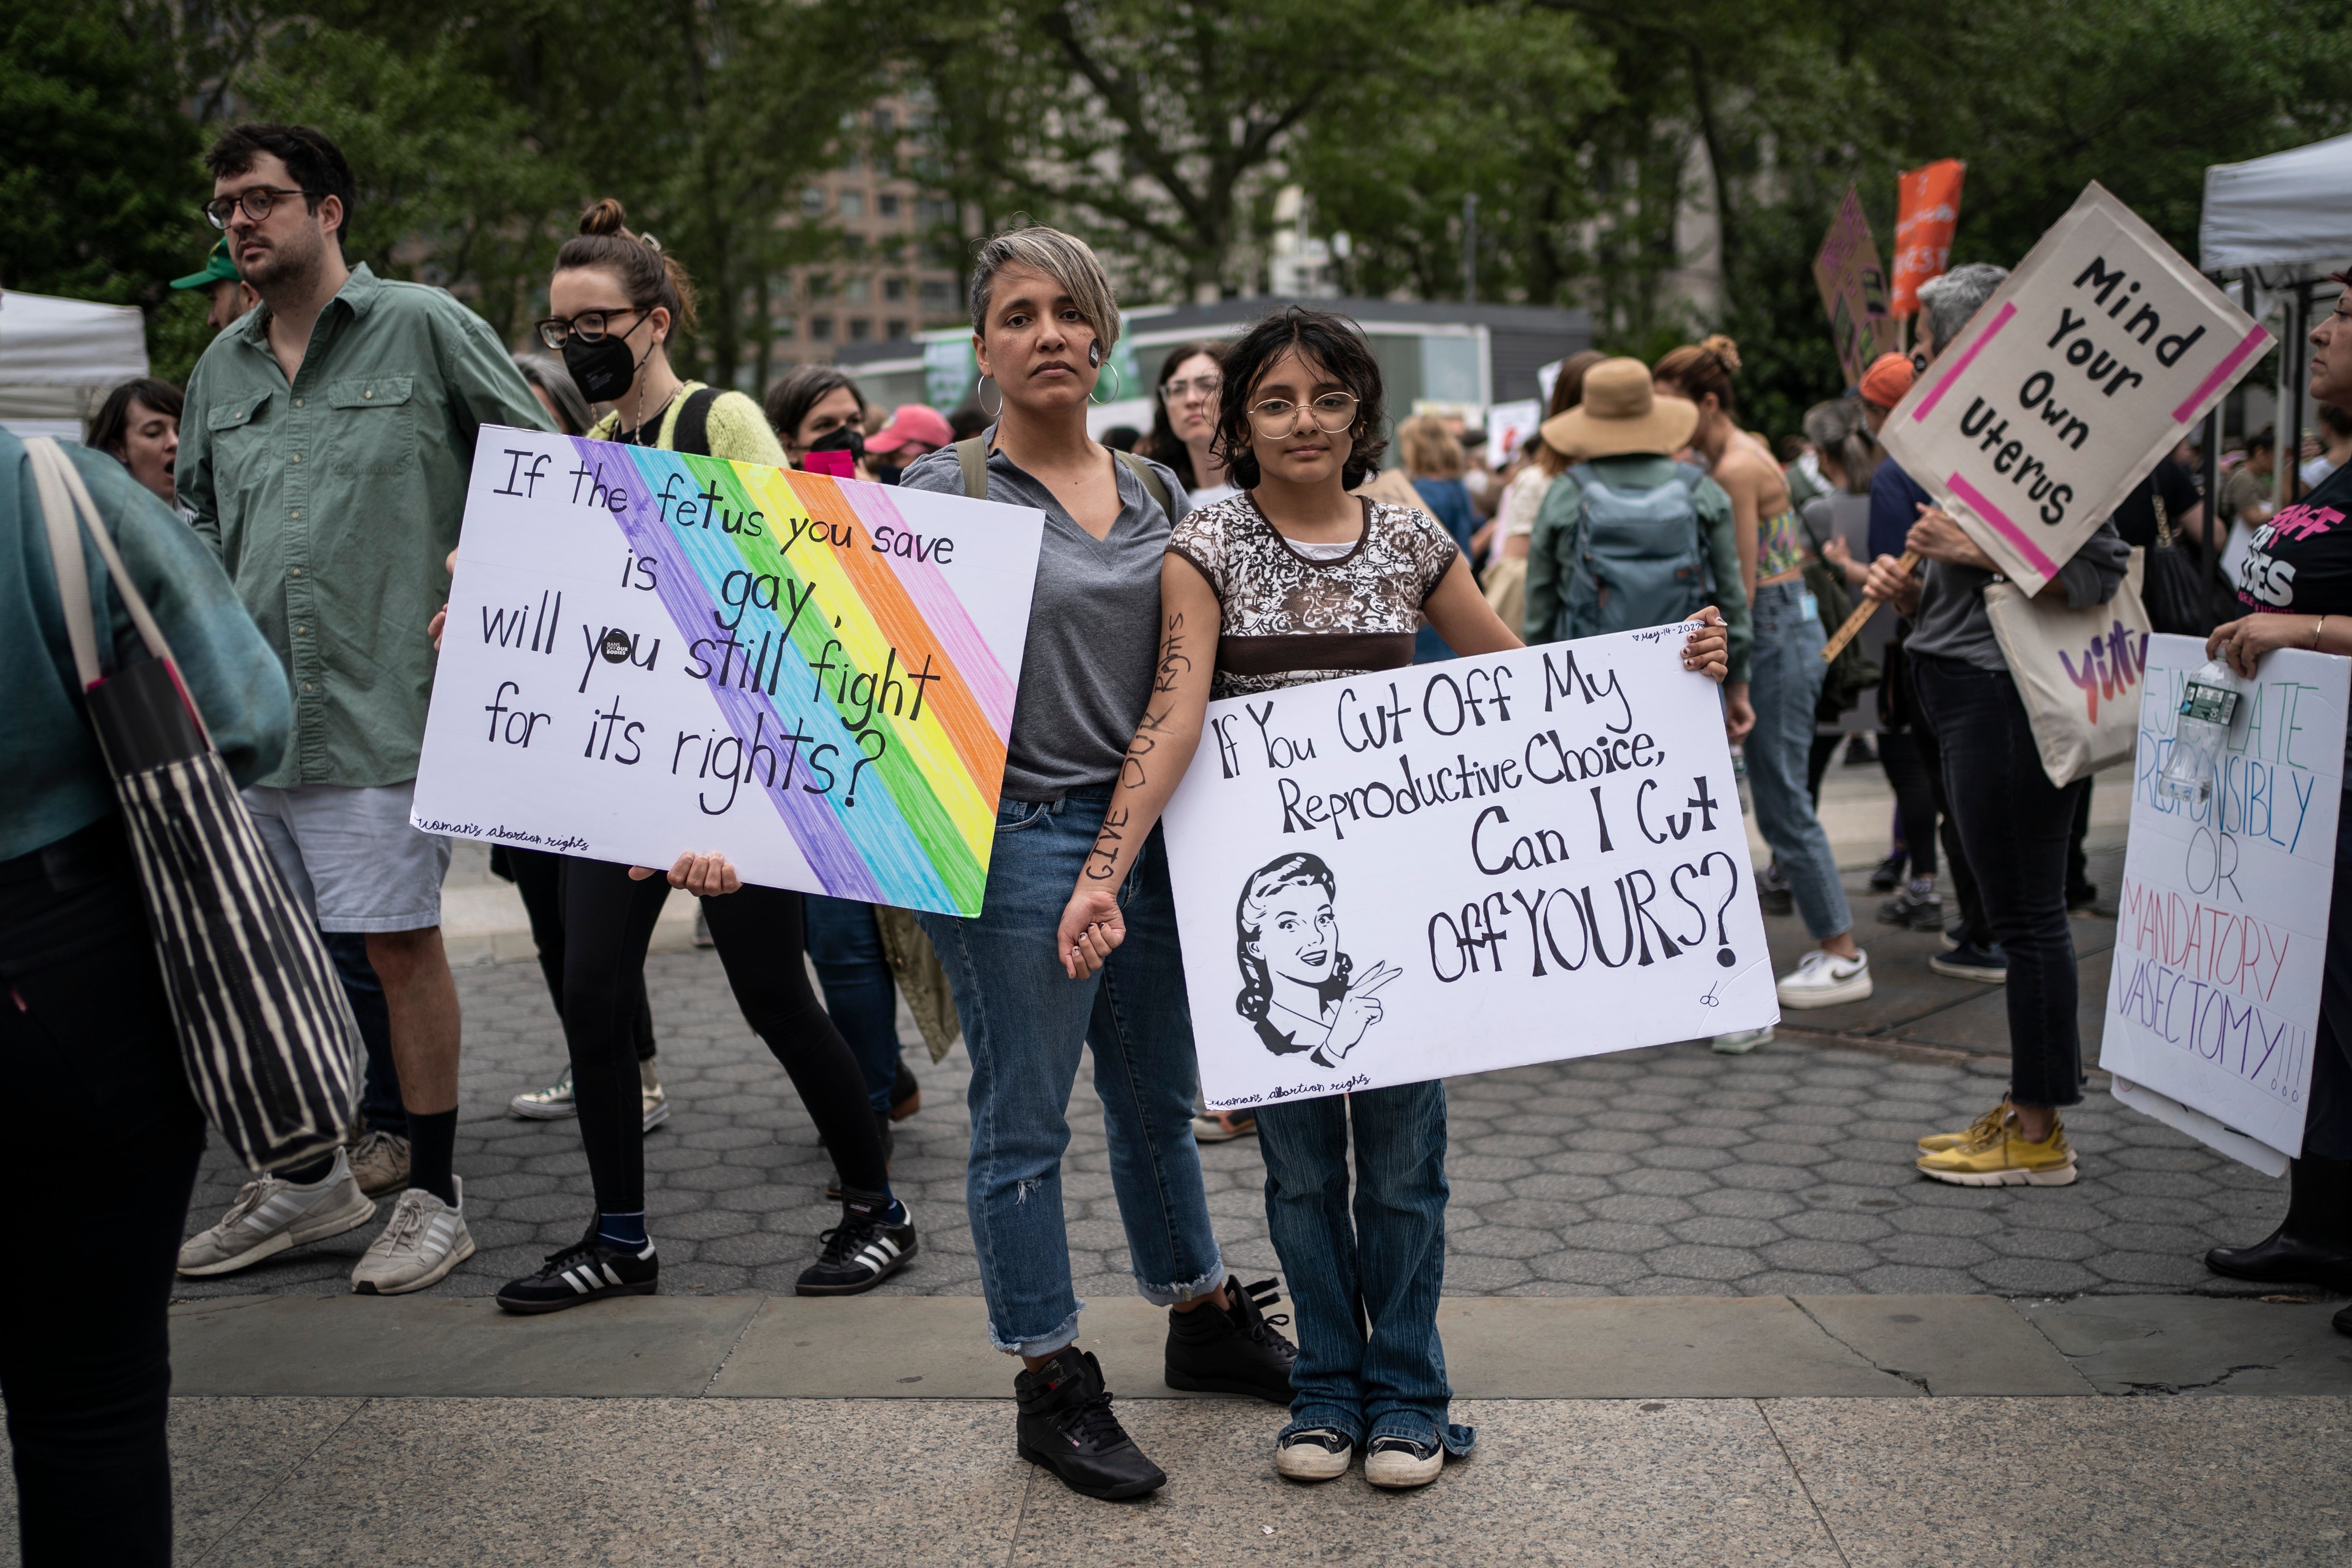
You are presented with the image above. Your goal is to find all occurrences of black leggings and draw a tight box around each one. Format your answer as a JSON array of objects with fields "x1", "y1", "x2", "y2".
[
  {"x1": 505, "y1": 847, "x2": 656, "y2": 1062},
  {"x1": 1, "y1": 825, "x2": 205, "y2": 1567},
  {"x1": 549, "y1": 858, "x2": 889, "y2": 1214},
  {"x1": 1874, "y1": 729, "x2": 1939, "y2": 881},
  {"x1": 1907, "y1": 691, "x2": 1990, "y2": 944}
]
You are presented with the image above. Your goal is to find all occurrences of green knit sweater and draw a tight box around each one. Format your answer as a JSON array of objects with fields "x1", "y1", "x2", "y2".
[{"x1": 588, "y1": 382, "x2": 786, "y2": 466}]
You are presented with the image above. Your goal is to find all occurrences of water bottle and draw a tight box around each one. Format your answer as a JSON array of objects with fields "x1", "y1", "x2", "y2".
[{"x1": 2157, "y1": 658, "x2": 2242, "y2": 805}]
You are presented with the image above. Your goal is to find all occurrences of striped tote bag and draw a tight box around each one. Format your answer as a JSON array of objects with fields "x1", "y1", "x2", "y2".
[{"x1": 30, "y1": 438, "x2": 359, "y2": 1171}]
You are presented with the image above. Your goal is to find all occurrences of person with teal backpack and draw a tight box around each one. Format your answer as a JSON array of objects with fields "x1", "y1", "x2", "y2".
[{"x1": 1523, "y1": 356, "x2": 1753, "y2": 716}]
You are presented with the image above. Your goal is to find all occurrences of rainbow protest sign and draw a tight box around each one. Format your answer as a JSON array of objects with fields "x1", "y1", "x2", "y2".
[{"x1": 412, "y1": 427, "x2": 1045, "y2": 916}]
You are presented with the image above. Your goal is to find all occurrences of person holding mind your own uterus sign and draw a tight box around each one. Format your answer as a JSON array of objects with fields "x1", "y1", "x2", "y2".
[{"x1": 1058, "y1": 306, "x2": 1731, "y2": 1490}]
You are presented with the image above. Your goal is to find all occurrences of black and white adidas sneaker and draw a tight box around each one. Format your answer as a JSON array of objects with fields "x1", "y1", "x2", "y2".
[
  {"x1": 796, "y1": 1188, "x2": 916, "y2": 1296},
  {"x1": 495, "y1": 1228, "x2": 659, "y2": 1315}
]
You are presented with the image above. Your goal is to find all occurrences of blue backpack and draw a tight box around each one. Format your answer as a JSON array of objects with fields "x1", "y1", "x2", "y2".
[{"x1": 1554, "y1": 461, "x2": 1714, "y2": 642}]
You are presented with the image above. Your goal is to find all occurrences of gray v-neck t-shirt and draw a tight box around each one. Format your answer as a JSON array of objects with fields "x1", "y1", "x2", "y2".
[{"x1": 900, "y1": 436, "x2": 1190, "y2": 801}]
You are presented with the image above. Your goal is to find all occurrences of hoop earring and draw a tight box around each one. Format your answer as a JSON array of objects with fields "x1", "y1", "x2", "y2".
[
  {"x1": 1088, "y1": 360, "x2": 1124, "y2": 407},
  {"x1": 978, "y1": 375, "x2": 1003, "y2": 421}
]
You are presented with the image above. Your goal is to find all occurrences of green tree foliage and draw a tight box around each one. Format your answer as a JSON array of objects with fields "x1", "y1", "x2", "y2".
[
  {"x1": 0, "y1": 2, "x2": 202, "y2": 307},
  {"x1": 892, "y1": 0, "x2": 1412, "y2": 300}
]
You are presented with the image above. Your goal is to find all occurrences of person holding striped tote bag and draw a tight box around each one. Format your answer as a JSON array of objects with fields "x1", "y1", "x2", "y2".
[{"x1": 5, "y1": 431, "x2": 319, "y2": 1566}]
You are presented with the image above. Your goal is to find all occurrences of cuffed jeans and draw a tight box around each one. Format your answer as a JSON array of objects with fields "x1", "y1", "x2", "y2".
[
  {"x1": 806, "y1": 895, "x2": 903, "y2": 1120},
  {"x1": 1747, "y1": 580, "x2": 1853, "y2": 940},
  {"x1": 916, "y1": 789, "x2": 1223, "y2": 1356},
  {"x1": 1910, "y1": 652, "x2": 2086, "y2": 1107},
  {"x1": 1257, "y1": 1083, "x2": 1473, "y2": 1454}
]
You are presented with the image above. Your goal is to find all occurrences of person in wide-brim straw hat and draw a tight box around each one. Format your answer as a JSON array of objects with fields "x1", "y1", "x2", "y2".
[
  {"x1": 1538, "y1": 356, "x2": 1698, "y2": 460},
  {"x1": 1522, "y1": 350, "x2": 1753, "y2": 734}
]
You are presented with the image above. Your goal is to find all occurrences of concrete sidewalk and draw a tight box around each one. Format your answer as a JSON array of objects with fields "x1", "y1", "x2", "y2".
[{"x1": 6, "y1": 1292, "x2": 2349, "y2": 1567}]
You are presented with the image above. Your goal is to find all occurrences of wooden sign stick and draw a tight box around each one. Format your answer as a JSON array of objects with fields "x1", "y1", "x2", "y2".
[{"x1": 1819, "y1": 549, "x2": 1917, "y2": 662}]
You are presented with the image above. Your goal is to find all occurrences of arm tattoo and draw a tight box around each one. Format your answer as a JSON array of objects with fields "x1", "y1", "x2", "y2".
[
  {"x1": 1083, "y1": 805, "x2": 1131, "y2": 881},
  {"x1": 1154, "y1": 611, "x2": 1191, "y2": 695}
]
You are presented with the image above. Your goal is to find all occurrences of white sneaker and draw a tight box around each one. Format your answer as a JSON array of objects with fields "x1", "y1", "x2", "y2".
[
  {"x1": 1364, "y1": 1435, "x2": 1445, "y2": 1489},
  {"x1": 351, "y1": 1178, "x2": 476, "y2": 1296},
  {"x1": 1776, "y1": 950, "x2": 1872, "y2": 1009},
  {"x1": 1274, "y1": 1428, "x2": 1353, "y2": 1482},
  {"x1": 1710, "y1": 1027, "x2": 1775, "y2": 1054},
  {"x1": 178, "y1": 1151, "x2": 376, "y2": 1276},
  {"x1": 641, "y1": 1059, "x2": 670, "y2": 1132},
  {"x1": 510, "y1": 1066, "x2": 577, "y2": 1120}
]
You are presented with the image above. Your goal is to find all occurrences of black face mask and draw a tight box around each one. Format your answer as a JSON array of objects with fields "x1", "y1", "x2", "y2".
[{"x1": 560, "y1": 313, "x2": 651, "y2": 403}]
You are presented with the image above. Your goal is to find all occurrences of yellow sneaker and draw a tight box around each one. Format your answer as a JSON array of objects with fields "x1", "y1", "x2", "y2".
[
  {"x1": 1918, "y1": 1099, "x2": 2010, "y2": 1154},
  {"x1": 1915, "y1": 1112, "x2": 2077, "y2": 1186}
]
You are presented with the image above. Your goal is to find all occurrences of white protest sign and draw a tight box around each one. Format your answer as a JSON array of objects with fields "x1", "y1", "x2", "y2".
[
  {"x1": 1159, "y1": 627, "x2": 1777, "y2": 1109},
  {"x1": 1880, "y1": 183, "x2": 2272, "y2": 595},
  {"x1": 2097, "y1": 632, "x2": 2348, "y2": 1165},
  {"x1": 412, "y1": 427, "x2": 1046, "y2": 916},
  {"x1": 1485, "y1": 399, "x2": 1543, "y2": 468}
]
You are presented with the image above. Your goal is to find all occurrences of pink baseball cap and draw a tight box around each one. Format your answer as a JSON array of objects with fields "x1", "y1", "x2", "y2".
[{"x1": 866, "y1": 405, "x2": 954, "y2": 454}]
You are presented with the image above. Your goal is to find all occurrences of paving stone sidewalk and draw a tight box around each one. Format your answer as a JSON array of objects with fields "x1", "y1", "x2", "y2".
[{"x1": 173, "y1": 840, "x2": 2316, "y2": 1306}]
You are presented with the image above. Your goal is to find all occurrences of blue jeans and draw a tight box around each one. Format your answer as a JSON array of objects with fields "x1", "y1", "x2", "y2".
[
  {"x1": 1747, "y1": 579, "x2": 1852, "y2": 940},
  {"x1": 915, "y1": 789, "x2": 1224, "y2": 1355},
  {"x1": 805, "y1": 895, "x2": 902, "y2": 1119},
  {"x1": 323, "y1": 931, "x2": 406, "y2": 1136},
  {"x1": 1257, "y1": 1083, "x2": 1472, "y2": 1454}
]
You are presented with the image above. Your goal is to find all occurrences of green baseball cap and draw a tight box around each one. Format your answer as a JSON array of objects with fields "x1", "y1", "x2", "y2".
[{"x1": 170, "y1": 239, "x2": 241, "y2": 291}]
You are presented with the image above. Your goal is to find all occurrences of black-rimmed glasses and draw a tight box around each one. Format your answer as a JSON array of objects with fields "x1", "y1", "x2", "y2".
[
  {"x1": 535, "y1": 308, "x2": 646, "y2": 350},
  {"x1": 1246, "y1": 392, "x2": 1358, "y2": 436},
  {"x1": 202, "y1": 188, "x2": 314, "y2": 229}
]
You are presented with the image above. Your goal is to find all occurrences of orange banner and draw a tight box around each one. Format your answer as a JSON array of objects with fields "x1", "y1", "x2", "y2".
[{"x1": 1891, "y1": 159, "x2": 1966, "y2": 317}]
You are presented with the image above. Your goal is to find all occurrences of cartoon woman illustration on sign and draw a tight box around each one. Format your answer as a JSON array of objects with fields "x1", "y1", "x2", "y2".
[{"x1": 1234, "y1": 853, "x2": 1402, "y2": 1069}]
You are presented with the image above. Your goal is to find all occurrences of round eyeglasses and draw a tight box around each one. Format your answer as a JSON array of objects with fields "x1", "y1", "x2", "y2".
[
  {"x1": 1246, "y1": 392, "x2": 1359, "y2": 436},
  {"x1": 202, "y1": 187, "x2": 312, "y2": 229}
]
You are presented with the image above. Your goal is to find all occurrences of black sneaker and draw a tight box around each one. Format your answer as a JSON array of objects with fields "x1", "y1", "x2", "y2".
[
  {"x1": 1877, "y1": 885, "x2": 1944, "y2": 931},
  {"x1": 1867, "y1": 853, "x2": 1908, "y2": 893},
  {"x1": 1015, "y1": 1348, "x2": 1167, "y2": 1500},
  {"x1": 1365, "y1": 1433, "x2": 1445, "y2": 1490},
  {"x1": 1165, "y1": 1275, "x2": 1298, "y2": 1402},
  {"x1": 1931, "y1": 940, "x2": 2008, "y2": 983},
  {"x1": 1274, "y1": 1426, "x2": 1353, "y2": 1482},
  {"x1": 2067, "y1": 881, "x2": 2100, "y2": 912},
  {"x1": 495, "y1": 1227, "x2": 658, "y2": 1315},
  {"x1": 796, "y1": 1188, "x2": 916, "y2": 1295}
]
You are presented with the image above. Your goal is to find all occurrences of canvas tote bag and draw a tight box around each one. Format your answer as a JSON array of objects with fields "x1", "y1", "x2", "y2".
[
  {"x1": 29, "y1": 437, "x2": 360, "y2": 1171},
  {"x1": 1981, "y1": 547, "x2": 2153, "y2": 789}
]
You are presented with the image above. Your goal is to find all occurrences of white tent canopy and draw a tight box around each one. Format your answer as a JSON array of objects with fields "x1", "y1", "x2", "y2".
[
  {"x1": 2200, "y1": 131, "x2": 2352, "y2": 276},
  {"x1": 0, "y1": 289, "x2": 151, "y2": 440}
]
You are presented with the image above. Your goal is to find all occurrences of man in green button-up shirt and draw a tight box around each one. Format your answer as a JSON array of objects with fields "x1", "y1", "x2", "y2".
[{"x1": 177, "y1": 123, "x2": 551, "y2": 1296}]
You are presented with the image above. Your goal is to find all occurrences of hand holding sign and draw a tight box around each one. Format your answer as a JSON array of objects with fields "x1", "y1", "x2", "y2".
[{"x1": 1878, "y1": 184, "x2": 2271, "y2": 595}]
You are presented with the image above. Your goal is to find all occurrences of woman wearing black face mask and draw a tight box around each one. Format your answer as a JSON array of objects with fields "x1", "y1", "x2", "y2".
[{"x1": 490, "y1": 199, "x2": 910, "y2": 1317}]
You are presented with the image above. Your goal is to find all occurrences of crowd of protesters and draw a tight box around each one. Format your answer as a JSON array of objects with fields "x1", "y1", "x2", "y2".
[{"x1": 10, "y1": 112, "x2": 2351, "y2": 1564}]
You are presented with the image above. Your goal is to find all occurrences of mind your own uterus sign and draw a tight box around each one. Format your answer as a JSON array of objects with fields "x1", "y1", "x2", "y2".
[
  {"x1": 1159, "y1": 627, "x2": 1776, "y2": 1110},
  {"x1": 2099, "y1": 634, "x2": 2349, "y2": 1172},
  {"x1": 413, "y1": 427, "x2": 1044, "y2": 917},
  {"x1": 1880, "y1": 183, "x2": 2271, "y2": 595}
]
